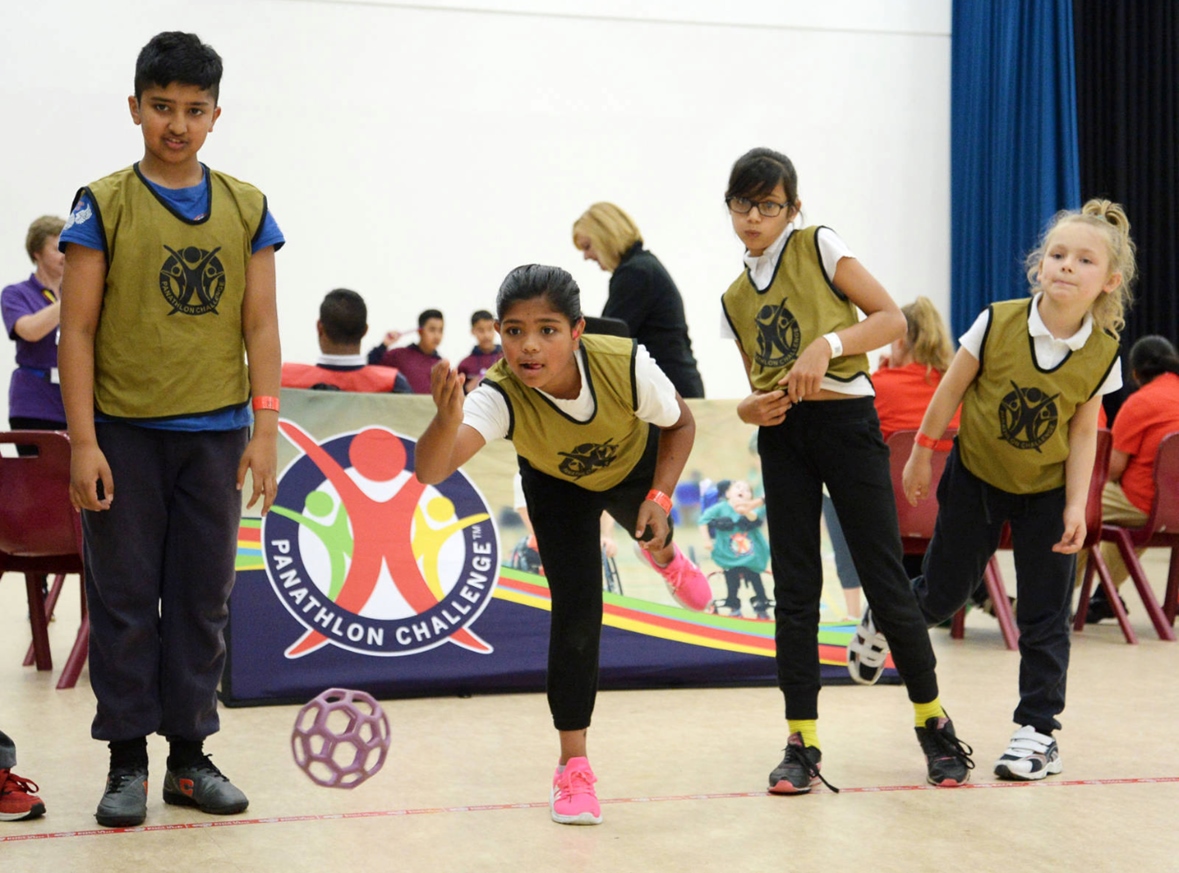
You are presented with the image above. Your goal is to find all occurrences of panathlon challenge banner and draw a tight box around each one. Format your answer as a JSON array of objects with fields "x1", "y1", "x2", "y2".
[{"x1": 222, "y1": 390, "x2": 897, "y2": 706}]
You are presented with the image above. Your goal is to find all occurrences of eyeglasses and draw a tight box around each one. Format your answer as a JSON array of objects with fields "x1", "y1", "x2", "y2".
[{"x1": 726, "y1": 197, "x2": 789, "y2": 218}]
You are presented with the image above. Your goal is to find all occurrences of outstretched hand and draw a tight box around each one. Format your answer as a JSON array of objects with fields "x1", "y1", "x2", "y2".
[{"x1": 429, "y1": 359, "x2": 466, "y2": 422}]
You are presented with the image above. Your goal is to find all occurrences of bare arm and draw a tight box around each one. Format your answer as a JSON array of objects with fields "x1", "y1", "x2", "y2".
[
  {"x1": 13, "y1": 300, "x2": 62, "y2": 342},
  {"x1": 237, "y1": 246, "x2": 282, "y2": 514},
  {"x1": 902, "y1": 348, "x2": 980, "y2": 505},
  {"x1": 1056, "y1": 395, "x2": 1102, "y2": 554},
  {"x1": 782, "y1": 257, "x2": 907, "y2": 403},
  {"x1": 415, "y1": 359, "x2": 486, "y2": 484},
  {"x1": 1108, "y1": 447, "x2": 1130, "y2": 483},
  {"x1": 635, "y1": 394, "x2": 695, "y2": 548},
  {"x1": 58, "y1": 244, "x2": 112, "y2": 510}
]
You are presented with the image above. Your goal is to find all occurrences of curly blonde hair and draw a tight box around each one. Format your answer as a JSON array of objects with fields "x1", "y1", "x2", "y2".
[
  {"x1": 1025, "y1": 199, "x2": 1136, "y2": 340},
  {"x1": 571, "y1": 203, "x2": 642, "y2": 272}
]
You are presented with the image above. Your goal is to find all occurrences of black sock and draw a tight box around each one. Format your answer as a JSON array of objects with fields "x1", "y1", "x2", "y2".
[
  {"x1": 108, "y1": 737, "x2": 148, "y2": 771},
  {"x1": 167, "y1": 738, "x2": 205, "y2": 770}
]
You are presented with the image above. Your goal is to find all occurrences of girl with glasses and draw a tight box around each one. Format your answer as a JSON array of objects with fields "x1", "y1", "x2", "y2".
[{"x1": 719, "y1": 147, "x2": 973, "y2": 794}]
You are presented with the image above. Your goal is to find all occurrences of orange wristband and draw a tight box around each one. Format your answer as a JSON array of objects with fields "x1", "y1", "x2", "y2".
[
  {"x1": 646, "y1": 489, "x2": 673, "y2": 515},
  {"x1": 252, "y1": 395, "x2": 280, "y2": 413}
]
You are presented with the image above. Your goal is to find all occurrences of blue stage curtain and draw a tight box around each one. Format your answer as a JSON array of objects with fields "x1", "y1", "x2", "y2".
[{"x1": 950, "y1": 0, "x2": 1081, "y2": 338}]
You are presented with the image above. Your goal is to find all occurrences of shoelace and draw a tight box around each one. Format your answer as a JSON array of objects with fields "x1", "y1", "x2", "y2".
[
  {"x1": 105, "y1": 768, "x2": 145, "y2": 792},
  {"x1": 1, "y1": 772, "x2": 40, "y2": 796},
  {"x1": 184, "y1": 755, "x2": 230, "y2": 781},
  {"x1": 781, "y1": 744, "x2": 840, "y2": 794},
  {"x1": 557, "y1": 767, "x2": 596, "y2": 799},
  {"x1": 925, "y1": 726, "x2": 976, "y2": 771}
]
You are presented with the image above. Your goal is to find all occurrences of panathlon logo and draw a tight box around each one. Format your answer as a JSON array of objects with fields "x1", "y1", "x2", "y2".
[
  {"x1": 558, "y1": 436, "x2": 619, "y2": 480},
  {"x1": 754, "y1": 302, "x2": 801, "y2": 369},
  {"x1": 159, "y1": 244, "x2": 226, "y2": 315},
  {"x1": 261, "y1": 420, "x2": 497, "y2": 659},
  {"x1": 997, "y1": 380, "x2": 1060, "y2": 451}
]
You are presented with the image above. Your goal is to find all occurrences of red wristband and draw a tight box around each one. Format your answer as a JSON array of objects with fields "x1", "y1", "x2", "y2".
[
  {"x1": 646, "y1": 489, "x2": 673, "y2": 515},
  {"x1": 252, "y1": 395, "x2": 280, "y2": 413},
  {"x1": 915, "y1": 431, "x2": 953, "y2": 451}
]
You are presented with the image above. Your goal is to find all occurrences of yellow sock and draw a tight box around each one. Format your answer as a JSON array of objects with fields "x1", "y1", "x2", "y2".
[
  {"x1": 913, "y1": 698, "x2": 945, "y2": 728},
  {"x1": 787, "y1": 719, "x2": 820, "y2": 749}
]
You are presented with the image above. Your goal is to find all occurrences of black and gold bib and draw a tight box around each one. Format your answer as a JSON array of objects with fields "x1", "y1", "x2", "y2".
[
  {"x1": 80, "y1": 163, "x2": 266, "y2": 419},
  {"x1": 958, "y1": 298, "x2": 1118, "y2": 493}
]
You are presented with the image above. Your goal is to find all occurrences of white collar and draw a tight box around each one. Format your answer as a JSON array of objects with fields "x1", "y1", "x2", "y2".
[
  {"x1": 317, "y1": 353, "x2": 367, "y2": 367},
  {"x1": 1027, "y1": 292, "x2": 1094, "y2": 350},
  {"x1": 742, "y1": 221, "x2": 795, "y2": 275}
]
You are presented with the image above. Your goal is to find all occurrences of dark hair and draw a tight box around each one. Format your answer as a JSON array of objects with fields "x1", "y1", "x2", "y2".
[
  {"x1": 495, "y1": 264, "x2": 582, "y2": 325},
  {"x1": 715, "y1": 479, "x2": 732, "y2": 499},
  {"x1": 135, "y1": 32, "x2": 223, "y2": 102},
  {"x1": 319, "y1": 288, "x2": 367, "y2": 344},
  {"x1": 1129, "y1": 335, "x2": 1179, "y2": 384},
  {"x1": 470, "y1": 310, "x2": 494, "y2": 326},
  {"x1": 725, "y1": 147, "x2": 799, "y2": 206},
  {"x1": 418, "y1": 309, "x2": 444, "y2": 328}
]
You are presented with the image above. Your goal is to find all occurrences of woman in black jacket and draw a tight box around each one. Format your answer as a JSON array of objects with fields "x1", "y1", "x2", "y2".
[{"x1": 572, "y1": 203, "x2": 704, "y2": 397}]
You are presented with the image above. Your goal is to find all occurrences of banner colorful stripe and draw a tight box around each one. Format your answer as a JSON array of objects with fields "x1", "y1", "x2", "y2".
[{"x1": 235, "y1": 525, "x2": 890, "y2": 669}]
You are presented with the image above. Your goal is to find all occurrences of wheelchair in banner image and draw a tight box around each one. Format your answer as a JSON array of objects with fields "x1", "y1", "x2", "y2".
[{"x1": 508, "y1": 535, "x2": 623, "y2": 595}]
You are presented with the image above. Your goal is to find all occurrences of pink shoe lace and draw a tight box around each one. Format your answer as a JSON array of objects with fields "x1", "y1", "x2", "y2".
[
  {"x1": 643, "y1": 546, "x2": 712, "y2": 611},
  {"x1": 550, "y1": 757, "x2": 601, "y2": 824}
]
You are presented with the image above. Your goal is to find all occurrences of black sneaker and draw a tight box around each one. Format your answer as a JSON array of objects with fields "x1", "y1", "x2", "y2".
[
  {"x1": 163, "y1": 755, "x2": 248, "y2": 815},
  {"x1": 96, "y1": 766, "x2": 148, "y2": 828},
  {"x1": 768, "y1": 733, "x2": 839, "y2": 794},
  {"x1": 1085, "y1": 591, "x2": 1127, "y2": 624},
  {"x1": 915, "y1": 716, "x2": 975, "y2": 787}
]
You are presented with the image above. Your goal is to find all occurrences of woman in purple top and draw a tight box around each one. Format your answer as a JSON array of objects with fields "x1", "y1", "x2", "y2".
[{"x1": 2, "y1": 216, "x2": 67, "y2": 451}]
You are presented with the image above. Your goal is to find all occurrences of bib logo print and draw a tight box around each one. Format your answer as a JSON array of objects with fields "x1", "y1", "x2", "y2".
[
  {"x1": 159, "y1": 244, "x2": 226, "y2": 315},
  {"x1": 754, "y1": 302, "x2": 801, "y2": 369},
  {"x1": 262, "y1": 421, "x2": 497, "y2": 659},
  {"x1": 558, "y1": 437, "x2": 619, "y2": 480},
  {"x1": 997, "y1": 381, "x2": 1060, "y2": 451}
]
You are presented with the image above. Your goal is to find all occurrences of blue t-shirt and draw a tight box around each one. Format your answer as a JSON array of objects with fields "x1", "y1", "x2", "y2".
[{"x1": 61, "y1": 166, "x2": 285, "y2": 431}]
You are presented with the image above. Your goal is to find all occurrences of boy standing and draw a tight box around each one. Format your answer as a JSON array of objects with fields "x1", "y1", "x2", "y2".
[
  {"x1": 58, "y1": 32, "x2": 283, "y2": 828},
  {"x1": 368, "y1": 308, "x2": 444, "y2": 392},
  {"x1": 456, "y1": 309, "x2": 503, "y2": 392}
]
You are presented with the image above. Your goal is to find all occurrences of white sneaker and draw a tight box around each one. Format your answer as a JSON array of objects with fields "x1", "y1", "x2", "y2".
[
  {"x1": 993, "y1": 725, "x2": 1062, "y2": 781},
  {"x1": 846, "y1": 605, "x2": 889, "y2": 686}
]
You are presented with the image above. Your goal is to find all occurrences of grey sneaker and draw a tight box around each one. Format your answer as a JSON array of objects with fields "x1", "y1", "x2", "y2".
[
  {"x1": 96, "y1": 766, "x2": 149, "y2": 828},
  {"x1": 163, "y1": 755, "x2": 248, "y2": 815},
  {"x1": 768, "y1": 733, "x2": 839, "y2": 795}
]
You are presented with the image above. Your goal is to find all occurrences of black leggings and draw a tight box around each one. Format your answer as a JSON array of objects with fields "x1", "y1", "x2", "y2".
[
  {"x1": 520, "y1": 427, "x2": 667, "y2": 732},
  {"x1": 759, "y1": 398, "x2": 939, "y2": 720}
]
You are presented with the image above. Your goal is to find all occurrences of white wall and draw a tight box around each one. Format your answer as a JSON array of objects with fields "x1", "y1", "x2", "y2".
[{"x1": 0, "y1": 0, "x2": 950, "y2": 419}]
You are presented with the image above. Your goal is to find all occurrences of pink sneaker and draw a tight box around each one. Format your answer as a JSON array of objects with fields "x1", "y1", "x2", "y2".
[
  {"x1": 550, "y1": 757, "x2": 602, "y2": 825},
  {"x1": 641, "y1": 545, "x2": 713, "y2": 611}
]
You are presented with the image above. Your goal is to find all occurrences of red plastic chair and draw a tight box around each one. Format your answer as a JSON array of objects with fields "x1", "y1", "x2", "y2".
[
  {"x1": 885, "y1": 429, "x2": 1019, "y2": 651},
  {"x1": 0, "y1": 431, "x2": 90, "y2": 688},
  {"x1": 1084, "y1": 431, "x2": 1179, "y2": 641}
]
